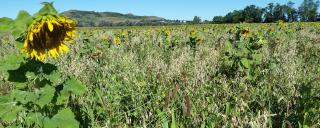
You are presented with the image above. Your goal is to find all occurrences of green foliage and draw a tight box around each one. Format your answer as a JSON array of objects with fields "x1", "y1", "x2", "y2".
[
  {"x1": 0, "y1": 17, "x2": 14, "y2": 32},
  {"x1": 187, "y1": 29, "x2": 202, "y2": 49},
  {"x1": 37, "y1": 2, "x2": 58, "y2": 16},
  {"x1": 43, "y1": 108, "x2": 79, "y2": 128},
  {"x1": 220, "y1": 26, "x2": 267, "y2": 82},
  {"x1": 192, "y1": 16, "x2": 201, "y2": 24},
  {"x1": 298, "y1": 0, "x2": 320, "y2": 21},
  {"x1": 0, "y1": 10, "x2": 32, "y2": 38},
  {"x1": 0, "y1": 2, "x2": 86, "y2": 128},
  {"x1": 62, "y1": 10, "x2": 167, "y2": 27},
  {"x1": 0, "y1": 58, "x2": 86, "y2": 127},
  {"x1": 171, "y1": 109, "x2": 177, "y2": 128},
  {"x1": 212, "y1": 1, "x2": 319, "y2": 23}
]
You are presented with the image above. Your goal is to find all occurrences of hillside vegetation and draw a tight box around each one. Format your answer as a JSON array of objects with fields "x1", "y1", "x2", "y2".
[{"x1": 62, "y1": 10, "x2": 168, "y2": 27}]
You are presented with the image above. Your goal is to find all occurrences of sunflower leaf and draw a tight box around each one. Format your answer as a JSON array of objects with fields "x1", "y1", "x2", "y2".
[
  {"x1": 35, "y1": 85, "x2": 55, "y2": 108},
  {"x1": 44, "y1": 70, "x2": 62, "y2": 86},
  {"x1": 64, "y1": 77, "x2": 87, "y2": 96},
  {"x1": 15, "y1": 10, "x2": 32, "y2": 23},
  {"x1": 36, "y1": 2, "x2": 58, "y2": 16},
  {"x1": 25, "y1": 112, "x2": 45, "y2": 127},
  {"x1": 12, "y1": 10, "x2": 32, "y2": 38},
  {"x1": 43, "y1": 108, "x2": 79, "y2": 128},
  {"x1": 0, "y1": 53, "x2": 25, "y2": 71},
  {"x1": 0, "y1": 17, "x2": 14, "y2": 32},
  {"x1": 0, "y1": 96, "x2": 26, "y2": 123}
]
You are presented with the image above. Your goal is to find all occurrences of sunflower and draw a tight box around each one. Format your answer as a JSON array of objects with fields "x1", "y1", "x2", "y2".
[
  {"x1": 240, "y1": 29, "x2": 250, "y2": 37},
  {"x1": 22, "y1": 15, "x2": 76, "y2": 61}
]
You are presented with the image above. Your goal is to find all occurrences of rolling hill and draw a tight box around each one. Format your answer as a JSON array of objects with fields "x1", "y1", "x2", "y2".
[{"x1": 61, "y1": 10, "x2": 170, "y2": 27}]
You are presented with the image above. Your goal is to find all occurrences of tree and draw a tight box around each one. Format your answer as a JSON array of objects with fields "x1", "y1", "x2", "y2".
[
  {"x1": 243, "y1": 5, "x2": 263, "y2": 23},
  {"x1": 286, "y1": 1, "x2": 298, "y2": 22},
  {"x1": 192, "y1": 16, "x2": 201, "y2": 24},
  {"x1": 232, "y1": 10, "x2": 245, "y2": 23},
  {"x1": 212, "y1": 16, "x2": 225, "y2": 24},
  {"x1": 273, "y1": 3, "x2": 287, "y2": 21},
  {"x1": 263, "y1": 3, "x2": 275, "y2": 22},
  {"x1": 223, "y1": 10, "x2": 245, "y2": 23},
  {"x1": 298, "y1": 0, "x2": 320, "y2": 21}
]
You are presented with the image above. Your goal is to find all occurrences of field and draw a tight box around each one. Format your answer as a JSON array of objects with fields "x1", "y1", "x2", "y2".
[{"x1": 1, "y1": 22, "x2": 320, "y2": 127}]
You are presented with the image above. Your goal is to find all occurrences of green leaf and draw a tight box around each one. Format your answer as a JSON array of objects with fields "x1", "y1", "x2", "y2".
[
  {"x1": 156, "y1": 109, "x2": 169, "y2": 128},
  {"x1": 43, "y1": 117, "x2": 57, "y2": 128},
  {"x1": 25, "y1": 112, "x2": 45, "y2": 127},
  {"x1": 36, "y1": 2, "x2": 58, "y2": 16},
  {"x1": 15, "y1": 10, "x2": 32, "y2": 23},
  {"x1": 56, "y1": 90, "x2": 70, "y2": 105},
  {"x1": 15, "y1": 82, "x2": 28, "y2": 89},
  {"x1": 10, "y1": 90, "x2": 37, "y2": 104},
  {"x1": 0, "y1": 17, "x2": 14, "y2": 32},
  {"x1": 26, "y1": 71, "x2": 36, "y2": 80},
  {"x1": 224, "y1": 41, "x2": 233, "y2": 52},
  {"x1": 35, "y1": 85, "x2": 55, "y2": 108},
  {"x1": 0, "y1": 54, "x2": 25, "y2": 82},
  {"x1": 12, "y1": 10, "x2": 33, "y2": 37},
  {"x1": 225, "y1": 102, "x2": 231, "y2": 115},
  {"x1": 256, "y1": 39, "x2": 267, "y2": 46},
  {"x1": 6, "y1": 125, "x2": 22, "y2": 128},
  {"x1": 237, "y1": 43, "x2": 249, "y2": 56},
  {"x1": 303, "y1": 125, "x2": 310, "y2": 128},
  {"x1": 252, "y1": 53, "x2": 262, "y2": 64},
  {"x1": 64, "y1": 77, "x2": 87, "y2": 95},
  {"x1": 45, "y1": 70, "x2": 62, "y2": 86},
  {"x1": 171, "y1": 109, "x2": 177, "y2": 128},
  {"x1": 0, "y1": 103, "x2": 25, "y2": 123},
  {"x1": 43, "y1": 108, "x2": 79, "y2": 128},
  {"x1": 240, "y1": 58, "x2": 251, "y2": 69},
  {"x1": 0, "y1": 53, "x2": 25, "y2": 71}
]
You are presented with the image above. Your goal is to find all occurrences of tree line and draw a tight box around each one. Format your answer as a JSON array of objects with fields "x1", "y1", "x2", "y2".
[{"x1": 209, "y1": 0, "x2": 320, "y2": 24}]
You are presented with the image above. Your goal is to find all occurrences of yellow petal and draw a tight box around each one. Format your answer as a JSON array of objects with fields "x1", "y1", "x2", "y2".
[
  {"x1": 31, "y1": 50, "x2": 37, "y2": 59},
  {"x1": 50, "y1": 48, "x2": 59, "y2": 58},
  {"x1": 62, "y1": 44, "x2": 69, "y2": 52},
  {"x1": 66, "y1": 31, "x2": 72, "y2": 37},
  {"x1": 47, "y1": 21, "x2": 54, "y2": 32},
  {"x1": 51, "y1": 20, "x2": 61, "y2": 26},
  {"x1": 40, "y1": 51, "x2": 46, "y2": 61},
  {"x1": 23, "y1": 40, "x2": 28, "y2": 48},
  {"x1": 29, "y1": 32, "x2": 33, "y2": 41}
]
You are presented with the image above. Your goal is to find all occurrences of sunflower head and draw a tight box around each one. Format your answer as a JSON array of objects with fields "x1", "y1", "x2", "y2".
[
  {"x1": 240, "y1": 29, "x2": 250, "y2": 37},
  {"x1": 22, "y1": 14, "x2": 76, "y2": 61}
]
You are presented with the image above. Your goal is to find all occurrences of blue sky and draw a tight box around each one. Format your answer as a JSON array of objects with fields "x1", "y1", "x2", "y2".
[{"x1": 1, "y1": 0, "x2": 305, "y2": 20}]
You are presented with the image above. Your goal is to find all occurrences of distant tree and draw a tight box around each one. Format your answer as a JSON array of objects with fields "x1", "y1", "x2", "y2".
[
  {"x1": 124, "y1": 20, "x2": 130, "y2": 26},
  {"x1": 224, "y1": 10, "x2": 244, "y2": 23},
  {"x1": 286, "y1": 1, "x2": 298, "y2": 22},
  {"x1": 203, "y1": 20, "x2": 211, "y2": 24},
  {"x1": 224, "y1": 12, "x2": 233, "y2": 23},
  {"x1": 212, "y1": 16, "x2": 225, "y2": 24},
  {"x1": 232, "y1": 10, "x2": 245, "y2": 23},
  {"x1": 263, "y1": 3, "x2": 275, "y2": 22},
  {"x1": 192, "y1": 16, "x2": 202, "y2": 24},
  {"x1": 243, "y1": 5, "x2": 263, "y2": 23},
  {"x1": 273, "y1": 3, "x2": 287, "y2": 21},
  {"x1": 298, "y1": 0, "x2": 320, "y2": 21}
]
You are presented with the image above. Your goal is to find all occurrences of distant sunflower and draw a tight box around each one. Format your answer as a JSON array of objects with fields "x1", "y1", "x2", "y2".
[
  {"x1": 240, "y1": 29, "x2": 250, "y2": 37},
  {"x1": 22, "y1": 15, "x2": 76, "y2": 61}
]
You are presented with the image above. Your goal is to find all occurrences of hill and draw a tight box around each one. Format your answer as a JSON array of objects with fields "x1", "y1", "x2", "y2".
[{"x1": 61, "y1": 10, "x2": 176, "y2": 27}]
